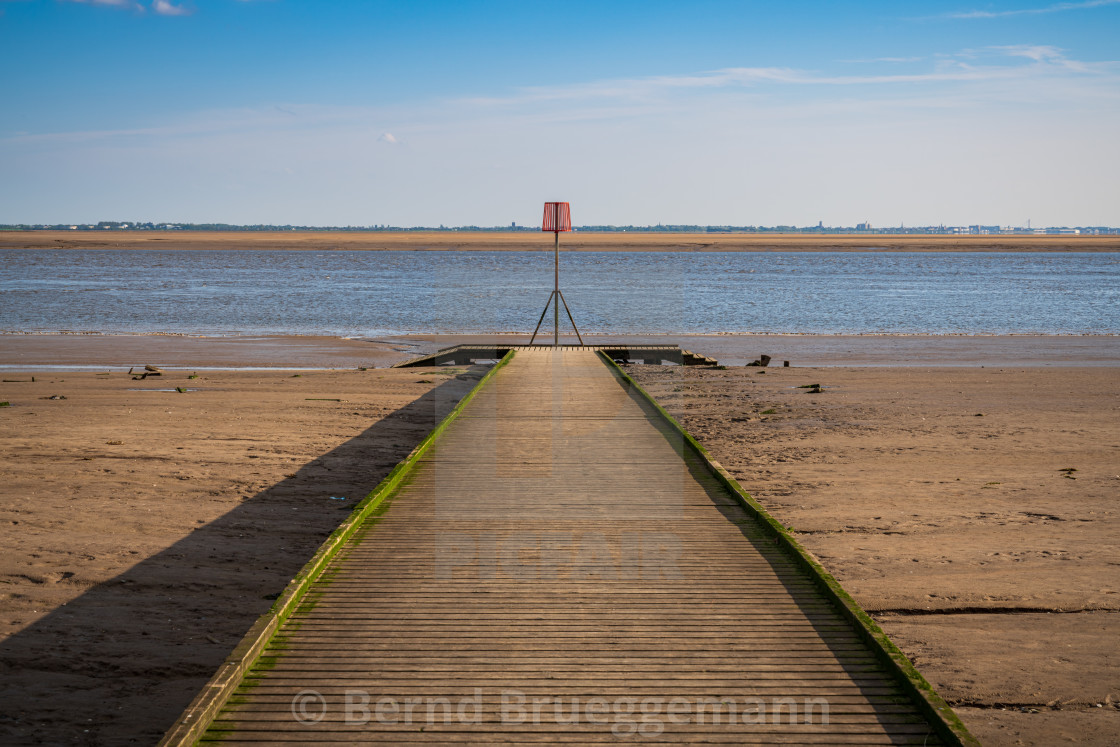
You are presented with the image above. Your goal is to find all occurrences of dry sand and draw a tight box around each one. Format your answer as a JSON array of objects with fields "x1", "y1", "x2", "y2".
[
  {"x1": 4, "y1": 230, "x2": 1120, "y2": 253},
  {"x1": 0, "y1": 366, "x2": 485, "y2": 744},
  {"x1": 626, "y1": 363, "x2": 1120, "y2": 746},
  {"x1": 0, "y1": 337, "x2": 1118, "y2": 745}
]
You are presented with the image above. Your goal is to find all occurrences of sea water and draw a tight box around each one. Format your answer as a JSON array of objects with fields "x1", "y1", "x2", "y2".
[{"x1": 2, "y1": 249, "x2": 1116, "y2": 336}]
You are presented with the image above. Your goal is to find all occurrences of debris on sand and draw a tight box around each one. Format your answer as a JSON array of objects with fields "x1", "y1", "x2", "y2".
[{"x1": 129, "y1": 366, "x2": 163, "y2": 380}]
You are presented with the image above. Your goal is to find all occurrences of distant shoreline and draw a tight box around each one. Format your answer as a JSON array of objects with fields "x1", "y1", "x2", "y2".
[{"x1": 4, "y1": 230, "x2": 1120, "y2": 252}]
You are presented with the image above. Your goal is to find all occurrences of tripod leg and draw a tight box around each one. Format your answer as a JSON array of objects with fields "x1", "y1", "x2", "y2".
[
  {"x1": 529, "y1": 292, "x2": 555, "y2": 346},
  {"x1": 557, "y1": 290, "x2": 584, "y2": 346}
]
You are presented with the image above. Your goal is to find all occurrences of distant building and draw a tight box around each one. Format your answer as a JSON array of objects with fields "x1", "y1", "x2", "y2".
[{"x1": 856, "y1": 221, "x2": 871, "y2": 231}]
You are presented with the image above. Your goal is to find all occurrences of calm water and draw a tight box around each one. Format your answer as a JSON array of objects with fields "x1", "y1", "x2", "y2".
[{"x1": 2, "y1": 250, "x2": 1117, "y2": 336}]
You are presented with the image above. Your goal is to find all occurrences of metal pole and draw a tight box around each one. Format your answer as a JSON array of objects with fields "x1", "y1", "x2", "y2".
[
  {"x1": 557, "y1": 291, "x2": 584, "y2": 346},
  {"x1": 529, "y1": 291, "x2": 554, "y2": 346},
  {"x1": 553, "y1": 230, "x2": 559, "y2": 347}
]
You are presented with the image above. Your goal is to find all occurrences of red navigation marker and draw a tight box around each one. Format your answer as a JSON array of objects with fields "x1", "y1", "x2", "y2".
[
  {"x1": 530, "y1": 201, "x2": 583, "y2": 347},
  {"x1": 542, "y1": 201, "x2": 572, "y2": 233}
]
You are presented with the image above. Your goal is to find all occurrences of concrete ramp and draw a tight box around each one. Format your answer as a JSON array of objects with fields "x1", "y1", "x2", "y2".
[{"x1": 392, "y1": 344, "x2": 718, "y2": 367}]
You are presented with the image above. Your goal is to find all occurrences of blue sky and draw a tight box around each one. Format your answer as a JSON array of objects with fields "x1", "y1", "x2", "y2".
[{"x1": 2, "y1": 1, "x2": 1118, "y2": 226}]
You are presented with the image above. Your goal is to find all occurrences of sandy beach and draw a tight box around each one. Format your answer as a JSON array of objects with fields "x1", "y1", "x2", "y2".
[
  {"x1": 625, "y1": 362, "x2": 1120, "y2": 745},
  {"x1": 0, "y1": 335, "x2": 1117, "y2": 745},
  {"x1": 4, "y1": 229, "x2": 1120, "y2": 253},
  {"x1": 0, "y1": 365, "x2": 486, "y2": 744}
]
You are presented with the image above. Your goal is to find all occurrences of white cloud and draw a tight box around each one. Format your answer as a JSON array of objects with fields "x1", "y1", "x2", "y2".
[
  {"x1": 61, "y1": 0, "x2": 195, "y2": 13},
  {"x1": 63, "y1": 0, "x2": 141, "y2": 7},
  {"x1": 989, "y1": 45, "x2": 1095, "y2": 72},
  {"x1": 842, "y1": 56, "x2": 924, "y2": 64},
  {"x1": 946, "y1": 0, "x2": 1120, "y2": 19},
  {"x1": 152, "y1": 0, "x2": 191, "y2": 16},
  {"x1": 8, "y1": 46, "x2": 1115, "y2": 150},
  {"x1": 2, "y1": 48, "x2": 1118, "y2": 226},
  {"x1": 462, "y1": 45, "x2": 1113, "y2": 110},
  {"x1": 994, "y1": 44, "x2": 1065, "y2": 61}
]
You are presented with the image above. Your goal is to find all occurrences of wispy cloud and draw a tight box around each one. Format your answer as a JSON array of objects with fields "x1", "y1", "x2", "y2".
[
  {"x1": 4, "y1": 46, "x2": 1118, "y2": 227},
  {"x1": 152, "y1": 0, "x2": 191, "y2": 16},
  {"x1": 63, "y1": 0, "x2": 141, "y2": 7},
  {"x1": 842, "y1": 56, "x2": 924, "y2": 64},
  {"x1": 61, "y1": 0, "x2": 194, "y2": 13},
  {"x1": 5, "y1": 45, "x2": 1117, "y2": 150},
  {"x1": 461, "y1": 45, "x2": 1113, "y2": 110},
  {"x1": 992, "y1": 43, "x2": 1094, "y2": 70},
  {"x1": 946, "y1": 0, "x2": 1120, "y2": 19}
]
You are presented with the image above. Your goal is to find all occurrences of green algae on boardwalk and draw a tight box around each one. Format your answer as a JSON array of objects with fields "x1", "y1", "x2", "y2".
[
  {"x1": 185, "y1": 348, "x2": 972, "y2": 745},
  {"x1": 600, "y1": 352, "x2": 977, "y2": 746},
  {"x1": 157, "y1": 352, "x2": 516, "y2": 746}
]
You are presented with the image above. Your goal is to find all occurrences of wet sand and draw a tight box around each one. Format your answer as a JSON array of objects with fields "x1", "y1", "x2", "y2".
[
  {"x1": 1, "y1": 336, "x2": 1118, "y2": 745},
  {"x1": 0, "y1": 334, "x2": 414, "y2": 370},
  {"x1": 3, "y1": 332, "x2": 1119, "y2": 370},
  {"x1": 4, "y1": 229, "x2": 1120, "y2": 253}
]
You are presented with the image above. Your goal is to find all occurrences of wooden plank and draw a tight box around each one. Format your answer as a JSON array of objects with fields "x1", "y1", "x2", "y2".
[{"x1": 201, "y1": 348, "x2": 954, "y2": 744}]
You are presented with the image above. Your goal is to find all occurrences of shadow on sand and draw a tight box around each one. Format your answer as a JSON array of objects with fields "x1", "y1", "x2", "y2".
[{"x1": 0, "y1": 372, "x2": 480, "y2": 746}]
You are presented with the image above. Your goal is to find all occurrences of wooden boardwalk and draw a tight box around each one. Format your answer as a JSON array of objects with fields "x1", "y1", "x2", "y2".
[{"x1": 203, "y1": 348, "x2": 950, "y2": 744}]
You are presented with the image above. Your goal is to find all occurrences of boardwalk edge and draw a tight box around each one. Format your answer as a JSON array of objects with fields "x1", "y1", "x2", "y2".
[
  {"x1": 157, "y1": 351, "x2": 516, "y2": 747},
  {"x1": 598, "y1": 352, "x2": 980, "y2": 747}
]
